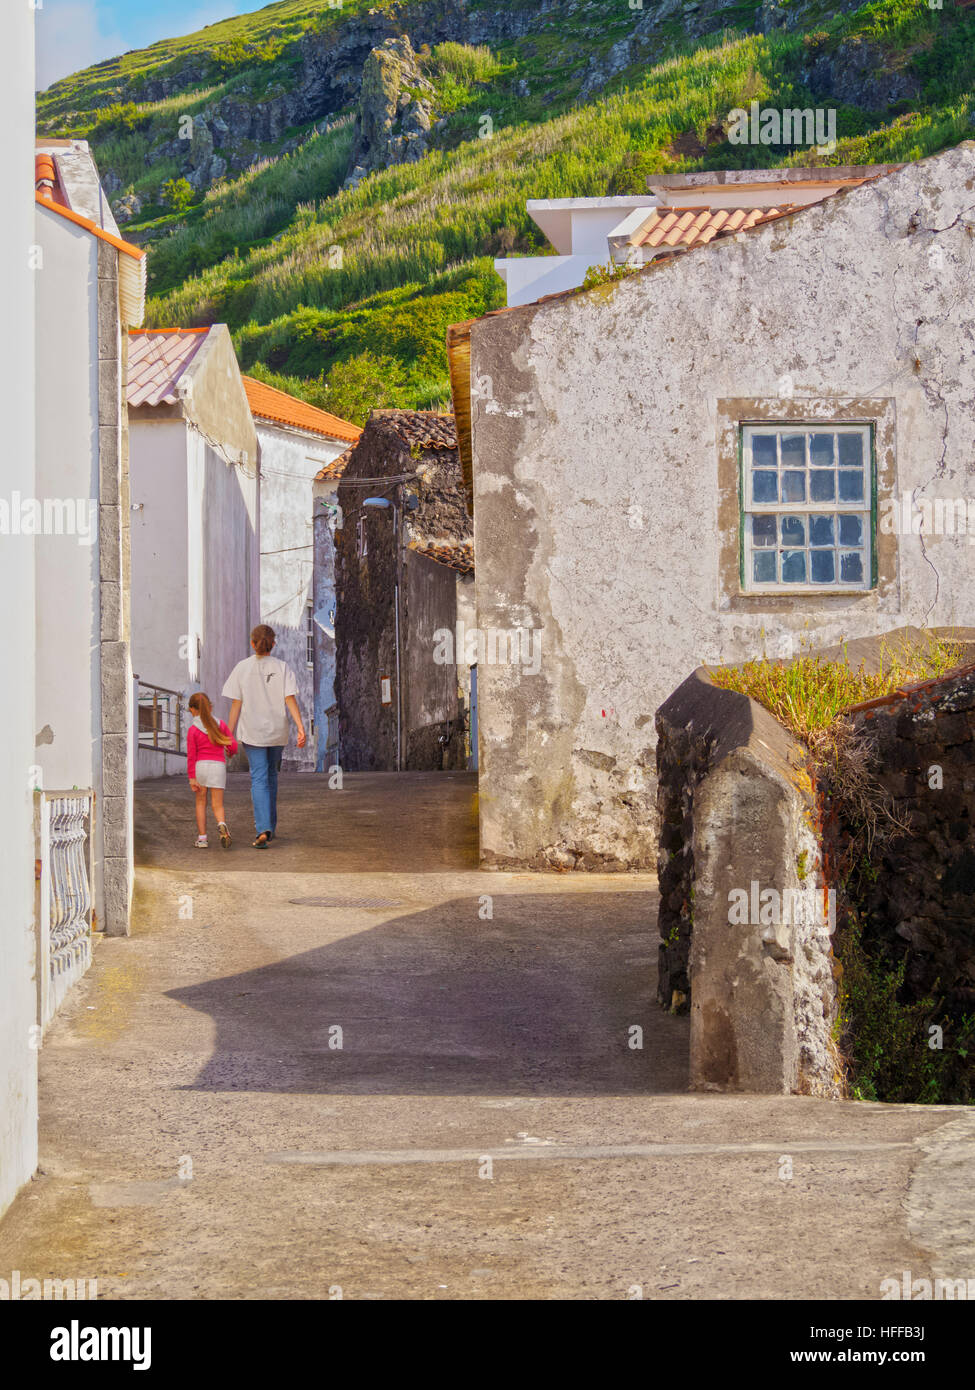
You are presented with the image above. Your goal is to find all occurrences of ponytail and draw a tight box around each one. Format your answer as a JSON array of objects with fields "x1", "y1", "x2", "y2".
[
  {"x1": 251, "y1": 623, "x2": 275, "y2": 656},
  {"x1": 188, "y1": 692, "x2": 232, "y2": 747}
]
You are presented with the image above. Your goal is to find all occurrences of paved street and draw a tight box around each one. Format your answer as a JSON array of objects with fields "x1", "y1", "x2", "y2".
[{"x1": 0, "y1": 772, "x2": 969, "y2": 1300}]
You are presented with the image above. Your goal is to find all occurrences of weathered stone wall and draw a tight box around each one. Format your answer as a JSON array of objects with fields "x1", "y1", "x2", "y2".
[
  {"x1": 838, "y1": 657, "x2": 975, "y2": 1017},
  {"x1": 470, "y1": 143, "x2": 975, "y2": 871},
  {"x1": 336, "y1": 413, "x2": 467, "y2": 771},
  {"x1": 656, "y1": 670, "x2": 838, "y2": 1095}
]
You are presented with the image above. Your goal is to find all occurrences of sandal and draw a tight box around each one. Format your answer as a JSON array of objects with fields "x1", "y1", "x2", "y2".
[
  {"x1": 253, "y1": 832, "x2": 269, "y2": 849},
  {"x1": 218, "y1": 823, "x2": 232, "y2": 849}
]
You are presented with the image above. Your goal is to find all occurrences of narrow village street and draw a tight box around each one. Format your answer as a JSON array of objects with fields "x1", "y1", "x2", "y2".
[{"x1": 1, "y1": 772, "x2": 969, "y2": 1301}]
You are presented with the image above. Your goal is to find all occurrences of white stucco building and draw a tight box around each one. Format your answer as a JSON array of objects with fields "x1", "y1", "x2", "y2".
[
  {"x1": 494, "y1": 167, "x2": 900, "y2": 306},
  {"x1": 454, "y1": 146, "x2": 975, "y2": 870},
  {"x1": 1, "y1": 0, "x2": 38, "y2": 1220},
  {"x1": 242, "y1": 376, "x2": 360, "y2": 771},
  {"x1": 1, "y1": 101, "x2": 143, "y2": 1212},
  {"x1": 128, "y1": 326, "x2": 259, "y2": 775}
]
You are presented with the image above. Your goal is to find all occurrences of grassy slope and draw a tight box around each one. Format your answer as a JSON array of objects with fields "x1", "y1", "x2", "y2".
[{"x1": 38, "y1": 0, "x2": 975, "y2": 417}]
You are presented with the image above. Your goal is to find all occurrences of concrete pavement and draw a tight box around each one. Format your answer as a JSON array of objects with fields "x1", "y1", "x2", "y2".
[{"x1": 0, "y1": 771, "x2": 970, "y2": 1299}]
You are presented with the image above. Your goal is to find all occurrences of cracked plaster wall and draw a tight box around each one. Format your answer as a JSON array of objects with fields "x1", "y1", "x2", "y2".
[{"x1": 470, "y1": 143, "x2": 975, "y2": 871}]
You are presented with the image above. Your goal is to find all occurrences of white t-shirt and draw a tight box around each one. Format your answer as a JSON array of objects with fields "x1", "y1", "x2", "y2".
[{"x1": 222, "y1": 654, "x2": 297, "y2": 747}]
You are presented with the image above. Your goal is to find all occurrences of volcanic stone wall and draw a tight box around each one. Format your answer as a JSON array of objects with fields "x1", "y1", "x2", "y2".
[{"x1": 841, "y1": 662, "x2": 975, "y2": 1016}]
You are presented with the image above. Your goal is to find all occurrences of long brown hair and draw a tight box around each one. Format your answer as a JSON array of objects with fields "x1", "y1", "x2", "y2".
[
  {"x1": 188, "y1": 692, "x2": 232, "y2": 746},
  {"x1": 251, "y1": 623, "x2": 276, "y2": 655}
]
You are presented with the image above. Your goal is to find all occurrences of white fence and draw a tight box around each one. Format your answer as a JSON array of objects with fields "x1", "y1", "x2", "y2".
[{"x1": 35, "y1": 791, "x2": 94, "y2": 1028}]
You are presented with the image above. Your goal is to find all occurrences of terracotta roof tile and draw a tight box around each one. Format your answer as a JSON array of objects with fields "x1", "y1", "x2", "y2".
[
  {"x1": 409, "y1": 540, "x2": 474, "y2": 575},
  {"x1": 372, "y1": 409, "x2": 457, "y2": 451},
  {"x1": 631, "y1": 204, "x2": 800, "y2": 251},
  {"x1": 126, "y1": 328, "x2": 210, "y2": 407},
  {"x1": 242, "y1": 375, "x2": 361, "y2": 443},
  {"x1": 315, "y1": 446, "x2": 354, "y2": 482}
]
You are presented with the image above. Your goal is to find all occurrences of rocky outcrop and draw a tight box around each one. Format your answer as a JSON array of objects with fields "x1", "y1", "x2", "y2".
[
  {"x1": 112, "y1": 192, "x2": 143, "y2": 224},
  {"x1": 345, "y1": 36, "x2": 435, "y2": 187},
  {"x1": 804, "y1": 35, "x2": 922, "y2": 111}
]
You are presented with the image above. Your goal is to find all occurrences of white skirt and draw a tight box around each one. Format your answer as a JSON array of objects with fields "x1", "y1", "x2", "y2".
[{"x1": 193, "y1": 759, "x2": 227, "y2": 789}]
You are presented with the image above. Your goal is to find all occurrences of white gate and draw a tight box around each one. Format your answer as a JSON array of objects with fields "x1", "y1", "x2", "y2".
[{"x1": 36, "y1": 791, "x2": 94, "y2": 1028}]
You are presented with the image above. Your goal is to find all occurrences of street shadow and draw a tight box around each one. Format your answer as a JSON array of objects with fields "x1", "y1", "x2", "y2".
[
  {"x1": 135, "y1": 770, "x2": 478, "y2": 873},
  {"x1": 167, "y1": 893, "x2": 687, "y2": 1096}
]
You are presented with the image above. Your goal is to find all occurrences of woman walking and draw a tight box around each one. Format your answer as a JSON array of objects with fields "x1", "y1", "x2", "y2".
[
  {"x1": 186, "y1": 691, "x2": 237, "y2": 849},
  {"x1": 222, "y1": 624, "x2": 306, "y2": 849}
]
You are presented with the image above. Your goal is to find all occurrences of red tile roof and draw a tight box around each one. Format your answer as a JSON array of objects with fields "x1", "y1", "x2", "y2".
[
  {"x1": 314, "y1": 446, "x2": 354, "y2": 482},
  {"x1": 242, "y1": 375, "x2": 361, "y2": 444},
  {"x1": 372, "y1": 409, "x2": 457, "y2": 451},
  {"x1": 126, "y1": 328, "x2": 210, "y2": 406},
  {"x1": 35, "y1": 191, "x2": 145, "y2": 260},
  {"x1": 409, "y1": 540, "x2": 474, "y2": 575},
  {"x1": 630, "y1": 204, "x2": 800, "y2": 251}
]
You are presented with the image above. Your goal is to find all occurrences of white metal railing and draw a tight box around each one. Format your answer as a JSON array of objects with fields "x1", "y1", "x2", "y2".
[
  {"x1": 135, "y1": 678, "x2": 185, "y2": 755},
  {"x1": 36, "y1": 790, "x2": 94, "y2": 1027}
]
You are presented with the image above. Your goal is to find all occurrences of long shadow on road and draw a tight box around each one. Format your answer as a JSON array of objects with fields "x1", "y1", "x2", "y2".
[{"x1": 166, "y1": 892, "x2": 687, "y2": 1097}]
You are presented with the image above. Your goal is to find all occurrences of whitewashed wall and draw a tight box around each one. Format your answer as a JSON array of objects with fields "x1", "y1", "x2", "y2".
[
  {"x1": 258, "y1": 421, "x2": 345, "y2": 769},
  {"x1": 33, "y1": 212, "x2": 100, "y2": 800},
  {"x1": 0, "y1": 0, "x2": 38, "y2": 1218},
  {"x1": 471, "y1": 144, "x2": 975, "y2": 869}
]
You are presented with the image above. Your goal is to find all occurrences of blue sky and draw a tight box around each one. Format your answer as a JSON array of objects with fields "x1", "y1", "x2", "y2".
[{"x1": 37, "y1": 0, "x2": 254, "y2": 91}]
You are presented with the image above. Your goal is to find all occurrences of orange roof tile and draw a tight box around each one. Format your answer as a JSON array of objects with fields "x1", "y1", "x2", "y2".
[
  {"x1": 242, "y1": 376, "x2": 361, "y2": 444},
  {"x1": 126, "y1": 328, "x2": 210, "y2": 406},
  {"x1": 315, "y1": 446, "x2": 354, "y2": 482},
  {"x1": 630, "y1": 204, "x2": 800, "y2": 251},
  {"x1": 35, "y1": 191, "x2": 145, "y2": 260},
  {"x1": 409, "y1": 540, "x2": 475, "y2": 575}
]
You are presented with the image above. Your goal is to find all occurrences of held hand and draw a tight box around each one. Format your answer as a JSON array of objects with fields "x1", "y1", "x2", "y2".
[{"x1": 296, "y1": 729, "x2": 307, "y2": 749}]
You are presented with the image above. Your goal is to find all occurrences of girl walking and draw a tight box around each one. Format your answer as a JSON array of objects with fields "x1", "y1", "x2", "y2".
[
  {"x1": 187, "y1": 692, "x2": 238, "y2": 849},
  {"x1": 222, "y1": 624, "x2": 306, "y2": 849}
]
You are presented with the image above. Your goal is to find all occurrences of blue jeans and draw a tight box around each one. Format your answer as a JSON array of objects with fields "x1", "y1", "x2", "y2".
[{"x1": 243, "y1": 744, "x2": 284, "y2": 836}]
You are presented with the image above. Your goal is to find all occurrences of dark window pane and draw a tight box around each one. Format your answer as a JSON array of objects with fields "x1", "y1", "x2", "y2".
[
  {"x1": 838, "y1": 514, "x2": 863, "y2": 546},
  {"x1": 810, "y1": 469, "x2": 835, "y2": 501},
  {"x1": 838, "y1": 433, "x2": 863, "y2": 467},
  {"x1": 782, "y1": 470, "x2": 806, "y2": 502},
  {"x1": 809, "y1": 514, "x2": 834, "y2": 546},
  {"x1": 838, "y1": 469, "x2": 864, "y2": 501},
  {"x1": 781, "y1": 550, "x2": 806, "y2": 583},
  {"x1": 809, "y1": 433, "x2": 834, "y2": 467},
  {"x1": 751, "y1": 435, "x2": 777, "y2": 466},
  {"x1": 811, "y1": 550, "x2": 835, "y2": 583},
  {"x1": 753, "y1": 551, "x2": 776, "y2": 583},
  {"x1": 752, "y1": 470, "x2": 778, "y2": 503},
  {"x1": 780, "y1": 515, "x2": 806, "y2": 546},
  {"x1": 752, "y1": 514, "x2": 777, "y2": 547},
  {"x1": 840, "y1": 551, "x2": 864, "y2": 584},
  {"x1": 780, "y1": 434, "x2": 805, "y2": 468}
]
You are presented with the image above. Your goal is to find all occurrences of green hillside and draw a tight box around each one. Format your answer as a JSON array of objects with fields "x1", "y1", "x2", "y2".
[{"x1": 38, "y1": 0, "x2": 975, "y2": 421}]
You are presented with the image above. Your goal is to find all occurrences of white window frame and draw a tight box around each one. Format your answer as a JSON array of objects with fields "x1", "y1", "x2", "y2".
[
  {"x1": 305, "y1": 602, "x2": 315, "y2": 669},
  {"x1": 356, "y1": 515, "x2": 368, "y2": 559},
  {"x1": 740, "y1": 423, "x2": 874, "y2": 594}
]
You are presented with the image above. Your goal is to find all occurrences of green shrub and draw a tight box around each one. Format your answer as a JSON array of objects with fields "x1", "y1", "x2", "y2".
[{"x1": 161, "y1": 177, "x2": 194, "y2": 212}]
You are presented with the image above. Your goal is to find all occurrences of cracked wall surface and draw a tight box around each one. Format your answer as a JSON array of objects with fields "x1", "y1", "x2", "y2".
[{"x1": 470, "y1": 143, "x2": 975, "y2": 871}]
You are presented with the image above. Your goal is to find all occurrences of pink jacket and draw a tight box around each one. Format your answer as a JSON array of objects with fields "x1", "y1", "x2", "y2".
[{"x1": 187, "y1": 720, "x2": 237, "y2": 780}]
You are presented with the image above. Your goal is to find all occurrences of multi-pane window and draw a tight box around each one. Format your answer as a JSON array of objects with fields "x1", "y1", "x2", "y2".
[
  {"x1": 356, "y1": 515, "x2": 368, "y2": 559},
  {"x1": 741, "y1": 425, "x2": 873, "y2": 591},
  {"x1": 306, "y1": 603, "x2": 315, "y2": 668}
]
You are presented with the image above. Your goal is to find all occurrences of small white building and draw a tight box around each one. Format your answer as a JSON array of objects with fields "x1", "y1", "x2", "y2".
[
  {"x1": 494, "y1": 167, "x2": 900, "y2": 306},
  {"x1": 33, "y1": 141, "x2": 145, "y2": 953},
  {"x1": 128, "y1": 327, "x2": 259, "y2": 775},
  {"x1": 242, "y1": 376, "x2": 360, "y2": 771}
]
